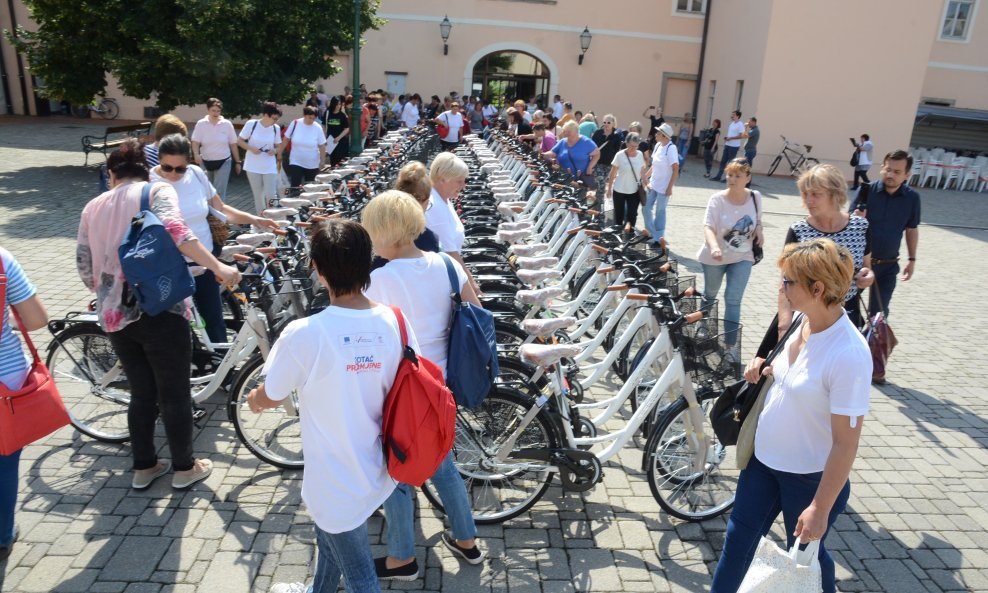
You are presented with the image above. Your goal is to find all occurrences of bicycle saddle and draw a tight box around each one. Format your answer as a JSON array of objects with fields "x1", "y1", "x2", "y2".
[
  {"x1": 521, "y1": 316, "x2": 578, "y2": 338},
  {"x1": 804, "y1": 145, "x2": 812, "y2": 152},
  {"x1": 497, "y1": 229, "x2": 531, "y2": 244},
  {"x1": 520, "y1": 343, "x2": 583, "y2": 367},
  {"x1": 516, "y1": 286, "x2": 565, "y2": 305},
  {"x1": 220, "y1": 244, "x2": 253, "y2": 259},
  {"x1": 236, "y1": 232, "x2": 276, "y2": 246},
  {"x1": 302, "y1": 183, "x2": 333, "y2": 191},
  {"x1": 300, "y1": 191, "x2": 331, "y2": 201},
  {"x1": 262, "y1": 207, "x2": 298, "y2": 219},
  {"x1": 497, "y1": 203, "x2": 526, "y2": 217},
  {"x1": 517, "y1": 269, "x2": 563, "y2": 286},
  {"x1": 280, "y1": 198, "x2": 313, "y2": 208},
  {"x1": 499, "y1": 221, "x2": 533, "y2": 232},
  {"x1": 509, "y1": 243, "x2": 549, "y2": 257},
  {"x1": 515, "y1": 256, "x2": 559, "y2": 270}
]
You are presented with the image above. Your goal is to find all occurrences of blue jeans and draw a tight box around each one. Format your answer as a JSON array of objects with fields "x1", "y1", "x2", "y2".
[
  {"x1": 643, "y1": 189, "x2": 669, "y2": 244},
  {"x1": 193, "y1": 268, "x2": 227, "y2": 344},
  {"x1": 702, "y1": 260, "x2": 753, "y2": 346},
  {"x1": 308, "y1": 522, "x2": 380, "y2": 593},
  {"x1": 710, "y1": 456, "x2": 850, "y2": 593},
  {"x1": 0, "y1": 450, "x2": 20, "y2": 546},
  {"x1": 712, "y1": 145, "x2": 740, "y2": 180},
  {"x1": 677, "y1": 137, "x2": 691, "y2": 167},
  {"x1": 383, "y1": 452, "x2": 476, "y2": 559},
  {"x1": 869, "y1": 261, "x2": 898, "y2": 317}
]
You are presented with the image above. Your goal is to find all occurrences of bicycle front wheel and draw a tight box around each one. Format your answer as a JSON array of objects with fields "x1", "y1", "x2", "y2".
[
  {"x1": 98, "y1": 98, "x2": 120, "y2": 120},
  {"x1": 422, "y1": 387, "x2": 558, "y2": 524},
  {"x1": 645, "y1": 390, "x2": 738, "y2": 522},
  {"x1": 45, "y1": 324, "x2": 131, "y2": 443},
  {"x1": 766, "y1": 155, "x2": 782, "y2": 176},
  {"x1": 228, "y1": 354, "x2": 304, "y2": 469},
  {"x1": 71, "y1": 104, "x2": 91, "y2": 118}
]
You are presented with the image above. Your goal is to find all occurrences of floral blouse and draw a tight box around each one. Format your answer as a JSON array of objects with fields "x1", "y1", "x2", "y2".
[{"x1": 76, "y1": 180, "x2": 196, "y2": 333}]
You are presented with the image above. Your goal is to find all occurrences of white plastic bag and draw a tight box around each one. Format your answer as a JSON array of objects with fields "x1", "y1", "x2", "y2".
[{"x1": 738, "y1": 537, "x2": 822, "y2": 593}]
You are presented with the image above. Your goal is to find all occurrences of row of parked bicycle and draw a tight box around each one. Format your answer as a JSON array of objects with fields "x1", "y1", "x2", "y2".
[{"x1": 47, "y1": 124, "x2": 744, "y2": 525}]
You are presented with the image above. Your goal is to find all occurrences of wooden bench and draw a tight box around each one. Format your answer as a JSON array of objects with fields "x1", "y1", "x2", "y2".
[{"x1": 81, "y1": 122, "x2": 153, "y2": 165}]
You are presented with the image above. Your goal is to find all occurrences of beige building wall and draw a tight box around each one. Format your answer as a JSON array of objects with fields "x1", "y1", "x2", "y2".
[
  {"x1": 701, "y1": 0, "x2": 942, "y2": 176},
  {"x1": 923, "y1": 0, "x2": 988, "y2": 110}
]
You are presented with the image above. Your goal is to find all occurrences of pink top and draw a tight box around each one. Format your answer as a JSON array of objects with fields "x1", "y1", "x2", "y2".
[
  {"x1": 191, "y1": 116, "x2": 238, "y2": 160},
  {"x1": 76, "y1": 180, "x2": 196, "y2": 332},
  {"x1": 540, "y1": 132, "x2": 557, "y2": 153}
]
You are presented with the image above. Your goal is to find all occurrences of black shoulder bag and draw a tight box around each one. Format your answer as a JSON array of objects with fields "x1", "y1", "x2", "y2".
[
  {"x1": 750, "y1": 189, "x2": 763, "y2": 265},
  {"x1": 709, "y1": 315, "x2": 801, "y2": 446}
]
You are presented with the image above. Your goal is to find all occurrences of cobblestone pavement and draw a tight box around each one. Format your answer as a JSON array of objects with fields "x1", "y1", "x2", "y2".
[{"x1": 1, "y1": 117, "x2": 987, "y2": 592}]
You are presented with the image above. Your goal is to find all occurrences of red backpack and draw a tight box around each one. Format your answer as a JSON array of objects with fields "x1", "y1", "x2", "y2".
[{"x1": 381, "y1": 306, "x2": 457, "y2": 486}]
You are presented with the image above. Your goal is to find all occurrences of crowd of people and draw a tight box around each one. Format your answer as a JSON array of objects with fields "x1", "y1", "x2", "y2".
[{"x1": 0, "y1": 85, "x2": 921, "y2": 593}]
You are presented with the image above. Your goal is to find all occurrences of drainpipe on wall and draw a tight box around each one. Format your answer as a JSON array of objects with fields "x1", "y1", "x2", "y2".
[
  {"x1": 5, "y1": 0, "x2": 30, "y2": 115},
  {"x1": 0, "y1": 26, "x2": 13, "y2": 114},
  {"x1": 691, "y1": 0, "x2": 712, "y2": 126}
]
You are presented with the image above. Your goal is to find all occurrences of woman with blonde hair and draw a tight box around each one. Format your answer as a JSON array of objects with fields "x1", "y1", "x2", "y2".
[
  {"x1": 711, "y1": 239, "x2": 871, "y2": 593},
  {"x1": 426, "y1": 153, "x2": 481, "y2": 294},
  {"x1": 544, "y1": 120, "x2": 600, "y2": 202},
  {"x1": 144, "y1": 114, "x2": 188, "y2": 167},
  {"x1": 776, "y1": 164, "x2": 873, "y2": 333},
  {"x1": 361, "y1": 191, "x2": 485, "y2": 581}
]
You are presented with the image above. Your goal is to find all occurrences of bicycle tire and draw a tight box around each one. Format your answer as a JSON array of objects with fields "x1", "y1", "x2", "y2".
[
  {"x1": 495, "y1": 356, "x2": 549, "y2": 398},
  {"x1": 422, "y1": 386, "x2": 558, "y2": 524},
  {"x1": 494, "y1": 320, "x2": 528, "y2": 353},
  {"x1": 45, "y1": 324, "x2": 131, "y2": 443},
  {"x1": 71, "y1": 104, "x2": 91, "y2": 119},
  {"x1": 766, "y1": 155, "x2": 782, "y2": 177},
  {"x1": 221, "y1": 289, "x2": 245, "y2": 333},
  {"x1": 645, "y1": 390, "x2": 738, "y2": 522},
  {"x1": 228, "y1": 354, "x2": 304, "y2": 469},
  {"x1": 99, "y1": 98, "x2": 120, "y2": 120}
]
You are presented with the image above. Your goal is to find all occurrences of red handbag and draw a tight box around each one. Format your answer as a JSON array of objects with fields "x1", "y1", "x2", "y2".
[
  {"x1": 0, "y1": 260, "x2": 71, "y2": 455},
  {"x1": 861, "y1": 285, "x2": 897, "y2": 383}
]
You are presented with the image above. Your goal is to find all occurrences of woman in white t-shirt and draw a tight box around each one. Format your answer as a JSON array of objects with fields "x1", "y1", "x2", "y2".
[
  {"x1": 400, "y1": 93, "x2": 422, "y2": 129},
  {"x1": 362, "y1": 191, "x2": 486, "y2": 580},
  {"x1": 237, "y1": 101, "x2": 284, "y2": 214},
  {"x1": 284, "y1": 106, "x2": 329, "y2": 187},
  {"x1": 433, "y1": 101, "x2": 465, "y2": 151},
  {"x1": 711, "y1": 239, "x2": 871, "y2": 593},
  {"x1": 605, "y1": 132, "x2": 647, "y2": 234},
  {"x1": 425, "y1": 152, "x2": 481, "y2": 295},
  {"x1": 248, "y1": 219, "x2": 416, "y2": 593},
  {"x1": 151, "y1": 134, "x2": 278, "y2": 343},
  {"x1": 696, "y1": 158, "x2": 763, "y2": 358}
]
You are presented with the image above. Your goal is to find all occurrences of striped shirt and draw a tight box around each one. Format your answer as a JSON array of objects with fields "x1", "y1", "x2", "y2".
[{"x1": 0, "y1": 248, "x2": 36, "y2": 390}]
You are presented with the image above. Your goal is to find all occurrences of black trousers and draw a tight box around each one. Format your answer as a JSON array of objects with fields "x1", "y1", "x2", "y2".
[
  {"x1": 852, "y1": 168, "x2": 870, "y2": 189},
  {"x1": 107, "y1": 312, "x2": 195, "y2": 471},
  {"x1": 612, "y1": 190, "x2": 641, "y2": 228},
  {"x1": 288, "y1": 164, "x2": 319, "y2": 188}
]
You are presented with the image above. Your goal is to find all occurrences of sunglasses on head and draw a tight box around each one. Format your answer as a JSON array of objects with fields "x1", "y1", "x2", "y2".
[{"x1": 160, "y1": 163, "x2": 188, "y2": 174}]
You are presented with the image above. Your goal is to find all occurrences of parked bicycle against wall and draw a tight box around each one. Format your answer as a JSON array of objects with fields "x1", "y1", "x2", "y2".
[
  {"x1": 766, "y1": 135, "x2": 819, "y2": 177},
  {"x1": 71, "y1": 97, "x2": 120, "y2": 120}
]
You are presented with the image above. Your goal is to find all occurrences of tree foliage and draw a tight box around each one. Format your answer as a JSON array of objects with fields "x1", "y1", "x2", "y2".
[{"x1": 9, "y1": 0, "x2": 382, "y2": 117}]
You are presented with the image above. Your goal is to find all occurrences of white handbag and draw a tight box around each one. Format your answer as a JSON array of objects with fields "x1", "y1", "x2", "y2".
[{"x1": 738, "y1": 536, "x2": 822, "y2": 593}]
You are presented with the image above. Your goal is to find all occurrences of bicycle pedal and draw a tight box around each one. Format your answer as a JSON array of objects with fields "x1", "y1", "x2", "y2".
[{"x1": 192, "y1": 406, "x2": 208, "y2": 424}]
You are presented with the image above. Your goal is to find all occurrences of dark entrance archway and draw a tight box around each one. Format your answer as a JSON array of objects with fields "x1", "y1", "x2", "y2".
[{"x1": 471, "y1": 51, "x2": 550, "y2": 109}]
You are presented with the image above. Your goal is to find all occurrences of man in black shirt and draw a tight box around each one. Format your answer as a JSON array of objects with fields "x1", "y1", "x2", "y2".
[
  {"x1": 642, "y1": 106, "x2": 664, "y2": 143},
  {"x1": 849, "y1": 149, "x2": 920, "y2": 320}
]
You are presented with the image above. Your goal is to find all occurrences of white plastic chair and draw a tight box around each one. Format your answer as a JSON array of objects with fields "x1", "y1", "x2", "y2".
[
  {"x1": 909, "y1": 159, "x2": 926, "y2": 186},
  {"x1": 940, "y1": 157, "x2": 967, "y2": 189},
  {"x1": 960, "y1": 164, "x2": 981, "y2": 191},
  {"x1": 930, "y1": 147, "x2": 946, "y2": 161},
  {"x1": 920, "y1": 160, "x2": 943, "y2": 188}
]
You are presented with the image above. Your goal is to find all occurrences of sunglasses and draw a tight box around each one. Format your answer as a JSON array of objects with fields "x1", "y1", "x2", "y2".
[{"x1": 160, "y1": 163, "x2": 188, "y2": 174}]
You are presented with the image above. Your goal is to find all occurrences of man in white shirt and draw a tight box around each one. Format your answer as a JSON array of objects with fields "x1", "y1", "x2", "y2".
[
  {"x1": 552, "y1": 95, "x2": 564, "y2": 119},
  {"x1": 711, "y1": 110, "x2": 745, "y2": 182},
  {"x1": 851, "y1": 133, "x2": 874, "y2": 190},
  {"x1": 400, "y1": 94, "x2": 422, "y2": 129}
]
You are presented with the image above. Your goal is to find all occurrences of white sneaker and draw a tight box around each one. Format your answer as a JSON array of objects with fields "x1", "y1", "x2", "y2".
[{"x1": 269, "y1": 583, "x2": 308, "y2": 593}]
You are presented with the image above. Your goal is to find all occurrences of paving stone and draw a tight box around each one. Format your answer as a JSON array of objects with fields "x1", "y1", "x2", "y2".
[{"x1": 100, "y1": 535, "x2": 170, "y2": 581}]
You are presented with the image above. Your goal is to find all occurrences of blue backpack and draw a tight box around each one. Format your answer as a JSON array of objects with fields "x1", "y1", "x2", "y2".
[
  {"x1": 118, "y1": 183, "x2": 195, "y2": 316},
  {"x1": 440, "y1": 254, "x2": 499, "y2": 408}
]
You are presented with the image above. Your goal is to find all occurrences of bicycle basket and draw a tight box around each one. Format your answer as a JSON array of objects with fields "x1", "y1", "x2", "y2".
[
  {"x1": 676, "y1": 295, "x2": 717, "y2": 320},
  {"x1": 675, "y1": 317, "x2": 742, "y2": 390},
  {"x1": 656, "y1": 273, "x2": 694, "y2": 296}
]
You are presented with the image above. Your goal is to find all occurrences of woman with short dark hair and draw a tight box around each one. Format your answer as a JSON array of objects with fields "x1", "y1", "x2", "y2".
[
  {"x1": 237, "y1": 101, "x2": 284, "y2": 213},
  {"x1": 323, "y1": 96, "x2": 350, "y2": 166},
  {"x1": 284, "y1": 105, "x2": 328, "y2": 187}
]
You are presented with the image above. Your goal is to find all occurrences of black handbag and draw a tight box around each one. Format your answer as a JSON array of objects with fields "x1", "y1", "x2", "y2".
[
  {"x1": 709, "y1": 316, "x2": 801, "y2": 445},
  {"x1": 850, "y1": 149, "x2": 859, "y2": 167},
  {"x1": 751, "y1": 189, "x2": 764, "y2": 265}
]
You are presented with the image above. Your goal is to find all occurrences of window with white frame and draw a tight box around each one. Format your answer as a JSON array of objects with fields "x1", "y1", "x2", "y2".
[
  {"x1": 675, "y1": 0, "x2": 706, "y2": 15},
  {"x1": 941, "y1": 0, "x2": 976, "y2": 40}
]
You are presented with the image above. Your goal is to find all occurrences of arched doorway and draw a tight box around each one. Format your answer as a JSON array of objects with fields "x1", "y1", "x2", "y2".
[{"x1": 471, "y1": 50, "x2": 550, "y2": 109}]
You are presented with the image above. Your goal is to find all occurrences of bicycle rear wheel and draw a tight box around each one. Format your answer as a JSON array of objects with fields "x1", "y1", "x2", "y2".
[
  {"x1": 98, "y1": 98, "x2": 120, "y2": 120},
  {"x1": 45, "y1": 324, "x2": 131, "y2": 443},
  {"x1": 645, "y1": 390, "x2": 737, "y2": 522},
  {"x1": 422, "y1": 386, "x2": 558, "y2": 524},
  {"x1": 228, "y1": 354, "x2": 304, "y2": 469}
]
